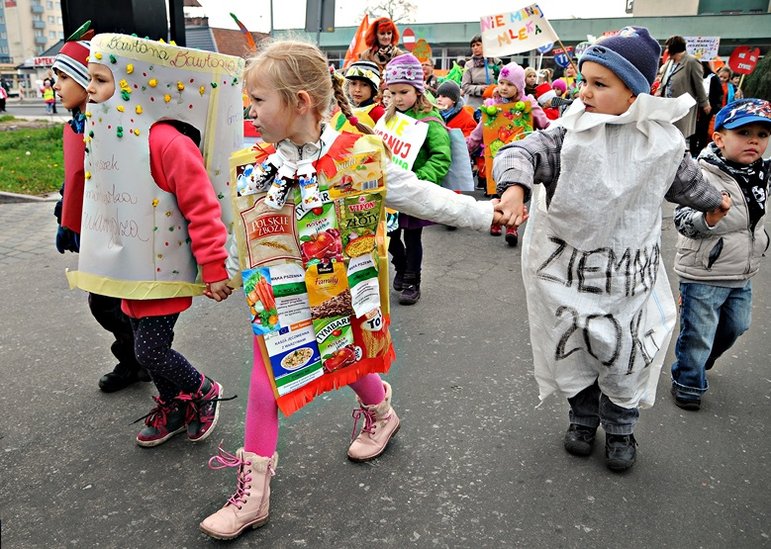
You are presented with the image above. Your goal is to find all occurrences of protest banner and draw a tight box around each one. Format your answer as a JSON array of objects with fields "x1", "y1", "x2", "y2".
[
  {"x1": 728, "y1": 46, "x2": 760, "y2": 75},
  {"x1": 684, "y1": 36, "x2": 720, "y2": 60},
  {"x1": 480, "y1": 3, "x2": 559, "y2": 58}
]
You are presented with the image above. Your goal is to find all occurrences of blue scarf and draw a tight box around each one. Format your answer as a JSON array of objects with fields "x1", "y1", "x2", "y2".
[
  {"x1": 440, "y1": 103, "x2": 462, "y2": 122},
  {"x1": 68, "y1": 108, "x2": 86, "y2": 134}
]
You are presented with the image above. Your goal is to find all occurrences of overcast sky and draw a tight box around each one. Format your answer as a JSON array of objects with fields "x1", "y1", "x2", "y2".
[{"x1": 196, "y1": 0, "x2": 630, "y2": 33}]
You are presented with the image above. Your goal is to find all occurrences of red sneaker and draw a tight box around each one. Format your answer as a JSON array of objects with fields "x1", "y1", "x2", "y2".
[
  {"x1": 505, "y1": 226, "x2": 518, "y2": 247},
  {"x1": 489, "y1": 224, "x2": 502, "y2": 236},
  {"x1": 134, "y1": 396, "x2": 186, "y2": 447}
]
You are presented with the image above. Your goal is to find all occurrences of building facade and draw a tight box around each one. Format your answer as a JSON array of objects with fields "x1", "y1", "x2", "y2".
[{"x1": 0, "y1": 0, "x2": 64, "y2": 96}]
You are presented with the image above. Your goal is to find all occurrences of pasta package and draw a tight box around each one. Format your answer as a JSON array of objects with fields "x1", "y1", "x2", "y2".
[
  {"x1": 352, "y1": 308, "x2": 391, "y2": 359},
  {"x1": 335, "y1": 193, "x2": 382, "y2": 258}
]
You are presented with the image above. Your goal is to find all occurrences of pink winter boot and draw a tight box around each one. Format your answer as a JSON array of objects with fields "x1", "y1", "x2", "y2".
[
  {"x1": 200, "y1": 447, "x2": 278, "y2": 540},
  {"x1": 347, "y1": 381, "x2": 400, "y2": 462}
]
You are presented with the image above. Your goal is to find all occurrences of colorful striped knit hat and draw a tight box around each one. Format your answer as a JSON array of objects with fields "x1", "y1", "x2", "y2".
[
  {"x1": 52, "y1": 22, "x2": 93, "y2": 89},
  {"x1": 53, "y1": 40, "x2": 90, "y2": 89}
]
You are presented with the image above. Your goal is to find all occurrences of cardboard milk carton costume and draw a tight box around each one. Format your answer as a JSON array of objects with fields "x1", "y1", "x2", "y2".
[{"x1": 67, "y1": 34, "x2": 244, "y2": 298}]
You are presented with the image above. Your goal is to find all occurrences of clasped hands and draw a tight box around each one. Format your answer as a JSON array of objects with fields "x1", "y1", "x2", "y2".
[
  {"x1": 492, "y1": 184, "x2": 529, "y2": 227},
  {"x1": 203, "y1": 280, "x2": 234, "y2": 302}
]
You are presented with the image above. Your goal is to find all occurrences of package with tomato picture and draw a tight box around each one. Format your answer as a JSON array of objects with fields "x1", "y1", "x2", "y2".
[{"x1": 296, "y1": 195, "x2": 344, "y2": 267}]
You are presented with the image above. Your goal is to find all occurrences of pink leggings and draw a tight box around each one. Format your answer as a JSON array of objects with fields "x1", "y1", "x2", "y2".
[{"x1": 243, "y1": 336, "x2": 386, "y2": 457}]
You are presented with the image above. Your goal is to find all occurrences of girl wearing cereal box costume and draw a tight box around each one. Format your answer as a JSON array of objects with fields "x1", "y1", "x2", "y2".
[
  {"x1": 200, "y1": 40, "x2": 499, "y2": 540},
  {"x1": 67, "y1": 34, "x2": 244, "y2": 447}
]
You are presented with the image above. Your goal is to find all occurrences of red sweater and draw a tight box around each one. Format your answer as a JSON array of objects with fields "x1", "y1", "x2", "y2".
[
  {"x1": 369, "y1": 103, "x2": 385, "y2": 123},
  {"x1": 61, "y1": 123, "x2": 86, "y2": 233},
  {"x1": 445, "y1": 106, "x2": 477, "y2": 138},
  {"x1": 121, "y1": 122, "x2": 229, "y2": 319}
]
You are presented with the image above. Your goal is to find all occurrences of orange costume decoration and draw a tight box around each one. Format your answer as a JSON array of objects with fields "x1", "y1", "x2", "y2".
[{"x1": 481, "y1": 101, "x2": 534, "y2": 194}]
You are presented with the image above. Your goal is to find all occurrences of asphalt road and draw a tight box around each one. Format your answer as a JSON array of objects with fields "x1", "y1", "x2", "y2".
[{"x1": 0, "y1": 199, "x2": 768, "y2": 548}]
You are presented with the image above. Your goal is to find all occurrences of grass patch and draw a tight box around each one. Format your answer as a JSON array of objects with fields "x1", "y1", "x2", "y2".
[
  {"x1": 0, "y1": 115, "x2": 16, "y2": 123},
  {"x1": 0, "y1": 124, "x2": 64, "y2": 195}
]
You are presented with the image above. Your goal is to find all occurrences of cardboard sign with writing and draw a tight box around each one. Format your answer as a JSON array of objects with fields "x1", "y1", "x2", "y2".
[
  {"x1": 372, "y1": 111, "x2": 428, "y2": 171},
  {"x1": 480, "y1": 4, "x2": 559, "y2": 58}
]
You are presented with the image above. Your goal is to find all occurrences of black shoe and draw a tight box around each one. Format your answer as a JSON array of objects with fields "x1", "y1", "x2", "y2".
[
  {"x1": 563, "y1": 424, "x2": 597, "y2": 456},
  {"x1": 399, "y1": 284, "x2": 421, "y2": 305},
  {"x1": 392, "y1": 272, "x2": 404, "y2": 292},
  {"x1": 505, "y1": 227, "x2": 518, "y2": 247},
  {"x1": 605, "y1": 434, "x2": 637, "y2": 472},
  {"x1": 98, "y1": 364, "x2": 151, "y2": 393},
  {"x1": 670, "y1": 386, "x2": 701, "y2": 411}
]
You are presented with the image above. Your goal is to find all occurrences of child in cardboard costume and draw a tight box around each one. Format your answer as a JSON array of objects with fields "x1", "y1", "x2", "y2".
[{"x1": 67, "y1": 33, "x2": 244, "y2": 447}]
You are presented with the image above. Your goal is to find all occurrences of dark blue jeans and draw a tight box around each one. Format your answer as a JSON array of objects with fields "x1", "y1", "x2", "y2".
[
  {"x1": 568, "y1": 379, "x2": 639, "y2": 436},
  {"x1": 671, "y1": 281, "x2": 752, "y2": 396}
]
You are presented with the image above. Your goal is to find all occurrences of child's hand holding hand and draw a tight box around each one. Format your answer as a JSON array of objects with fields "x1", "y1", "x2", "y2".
[
  {"x1": 494, "y1": 184, "x2": 529, "y2": 227},
  {"x1": 204, "y1": 280, "x2": 233, "y2": 302},
  {"x1": 705, "y1": 192, "x2": 731, "y2": 227}
]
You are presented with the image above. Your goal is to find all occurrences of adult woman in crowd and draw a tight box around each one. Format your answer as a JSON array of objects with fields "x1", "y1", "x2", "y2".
[
  {"x1": 358, "y1": 17, "x2": 403, "y2": 72},
  {"x1": 461, "y1": 34, "x2": 501, "y2": 109},
  {"x1": 656, "y1": 35, "x2": 710, "y2": 146}
]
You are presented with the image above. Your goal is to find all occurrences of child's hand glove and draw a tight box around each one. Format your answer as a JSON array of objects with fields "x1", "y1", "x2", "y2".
[{"x1": 55, "y1": 226, "x2": 80, "y2": 254}]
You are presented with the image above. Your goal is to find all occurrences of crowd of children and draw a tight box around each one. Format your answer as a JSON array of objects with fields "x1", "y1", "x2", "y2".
[{"x1": 54, "y1": 20, "x2": 768, "y2": 541}]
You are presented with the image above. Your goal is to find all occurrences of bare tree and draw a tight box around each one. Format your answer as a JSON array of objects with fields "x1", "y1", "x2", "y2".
[{"x1": 359, "y1": 0, "x2": 417, "y2": 24}]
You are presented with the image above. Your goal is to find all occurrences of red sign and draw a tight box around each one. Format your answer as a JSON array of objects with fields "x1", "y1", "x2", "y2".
[
  {"x1": 33, "y1": 57, "x2": 56, "y2": 67},
  {"x1": 728, "y1": 46, "x2": 760, "y2": 75},
  {"x1": 402, "y1": 28, "x2": 415, "y2": 52},
  {"x1": 4, "y1": 1, "x2": 17, "y2": 7}
]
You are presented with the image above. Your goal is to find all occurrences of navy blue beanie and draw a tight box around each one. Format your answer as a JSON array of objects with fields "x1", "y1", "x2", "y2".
[{"x1": 578, "y1": 26, "x2": 661, "y2": 96}]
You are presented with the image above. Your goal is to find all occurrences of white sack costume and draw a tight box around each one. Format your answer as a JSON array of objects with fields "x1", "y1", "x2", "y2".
[
  {"x1": 67, "y1": 34, "x2": 244, "y2": 298},
  {"x1": 522, "y1": 94, "x2": 695, "y2": 409}
]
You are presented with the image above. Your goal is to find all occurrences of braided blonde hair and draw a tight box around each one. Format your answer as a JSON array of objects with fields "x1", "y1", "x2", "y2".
[{"x1": 244, "y1": 39, "x2": 373, "y2": 136}]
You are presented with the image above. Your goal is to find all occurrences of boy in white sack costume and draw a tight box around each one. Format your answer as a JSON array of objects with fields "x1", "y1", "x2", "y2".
[{"x1": 493, "y1": 27, "x2": 730, "y2": 471}]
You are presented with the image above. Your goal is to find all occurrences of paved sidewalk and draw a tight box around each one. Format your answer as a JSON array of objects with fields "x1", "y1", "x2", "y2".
[{"x1": 0, "y1": 201, "x2": 59, "y2": 264}]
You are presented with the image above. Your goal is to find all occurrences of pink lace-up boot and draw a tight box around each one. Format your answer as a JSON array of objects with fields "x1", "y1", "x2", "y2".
[
  {"x1": 347, "y1": 381, "x2": 400, "y2": 462},
  {"x1": 200, "y1": 447, "x2": 278, "y2": 540}
]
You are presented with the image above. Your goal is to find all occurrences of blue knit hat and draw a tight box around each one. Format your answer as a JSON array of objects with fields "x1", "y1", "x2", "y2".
[{"x1": 578, "y1": 26, "x2": 661, "y2": 96}]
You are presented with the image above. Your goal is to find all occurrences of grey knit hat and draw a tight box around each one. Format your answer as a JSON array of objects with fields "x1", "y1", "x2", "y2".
[{"x1": 436, "y1": 80, "x2": 461, "y2": 105}]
